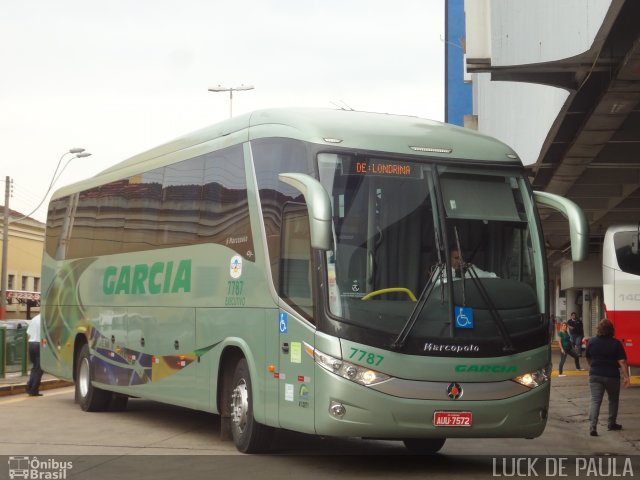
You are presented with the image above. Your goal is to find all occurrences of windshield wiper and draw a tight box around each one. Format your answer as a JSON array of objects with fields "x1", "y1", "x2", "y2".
[
  {"x1": 390, "y1": 263, "x2": 444, "y2": 350},
  {"x1": 464, "y1": 265, "x2": 515, "y2": 352}
]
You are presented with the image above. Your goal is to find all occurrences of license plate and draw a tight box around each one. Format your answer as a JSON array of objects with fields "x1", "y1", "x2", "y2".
[{"x1": 433, "y1": 411, "x2": 472, "y2": 427}]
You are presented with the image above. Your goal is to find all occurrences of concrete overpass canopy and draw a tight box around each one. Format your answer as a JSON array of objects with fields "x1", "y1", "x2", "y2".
[{"x1": 464, "y1": 0, "x2": 640, "y2": 269}]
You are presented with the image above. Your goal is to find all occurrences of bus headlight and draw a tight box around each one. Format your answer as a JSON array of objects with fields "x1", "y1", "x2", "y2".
[
  {"x1": 513, "y1": 365, "x2": 551, "y2": 389},
  {"x1": 304, "y1": 343, "x2": 390, "y2": 386}
]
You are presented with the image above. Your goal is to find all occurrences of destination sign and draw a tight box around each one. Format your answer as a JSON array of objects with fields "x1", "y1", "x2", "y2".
[{"x1": 343, "y1": 159, "x2": 421, "y2": 178}]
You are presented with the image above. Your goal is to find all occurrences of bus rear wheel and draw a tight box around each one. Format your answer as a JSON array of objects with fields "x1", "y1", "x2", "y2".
[
  {"x1": 76, "y1": 343, "x2": 111, "y2": 412},
  {"x1": 403, "y1": 438, "x2": 446, "y2": 454},
  {"x1": 229, "y1": 358, "x2": 273, "y2": 453}
]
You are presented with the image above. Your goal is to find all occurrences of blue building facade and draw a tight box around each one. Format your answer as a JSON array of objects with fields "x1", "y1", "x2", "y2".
[{"x1": 445, "y1": 0, "x2": 472, "y2": 126}]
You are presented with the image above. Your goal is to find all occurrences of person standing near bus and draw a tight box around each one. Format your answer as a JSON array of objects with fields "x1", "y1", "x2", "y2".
[
  {"x1": 557, "y1": 322, "x2": 582, "y2": 376},
  {"x1": 586, "y1": 318, "x2": 630, "y2": 436},
  {"x1": 26, "y1": 314, "x2": 43, "y2": 397},
  {"x1": 567, "y1": 311, "x2": 584, "y2": 356}
]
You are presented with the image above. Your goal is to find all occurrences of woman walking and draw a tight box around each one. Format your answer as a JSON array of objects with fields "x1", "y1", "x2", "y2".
[
  {"x1": 557, "y1": 322, "x2": 581, "y2": 376},
  {"x1": 586, "y1": 318, "x2": 630, "y2": 436}
]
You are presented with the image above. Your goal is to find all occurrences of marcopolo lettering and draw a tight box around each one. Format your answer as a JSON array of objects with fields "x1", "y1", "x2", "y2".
[
  {"x1": 455, "y1": 364, "x2": 517, "y2": 373},
  {"x1": 423, "y1": 342, "x2": 480, "y2": 353},
  {"x1": 103, "y1": 260, "x2": 191, "y2": 295}
]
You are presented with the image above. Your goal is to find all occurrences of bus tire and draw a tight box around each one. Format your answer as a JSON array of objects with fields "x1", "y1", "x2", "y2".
[
  {"x1": 76, "y1": 343, "x2": 111, "y2": 412},
  {"x1": 403, "y1": 438, "x2": 446, "y2": 454},
  {"x1": 229, "y1": 358, "x2": 273, "y2": 453}
]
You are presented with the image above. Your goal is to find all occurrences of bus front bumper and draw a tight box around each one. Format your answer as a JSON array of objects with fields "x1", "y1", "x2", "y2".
[{"x1": 313, "y1": 367, "x2": 549, "y2": 439}]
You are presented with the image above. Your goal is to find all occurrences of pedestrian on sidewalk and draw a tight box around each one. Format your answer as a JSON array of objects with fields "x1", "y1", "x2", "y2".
[
  {"x1": 568, "y1": 311, "x2": 585, "y2": 356},
  {"x1": 586, "y1": 318, "x2": 630, "y2": 437},
  {"x1": 558, "y1": 322, "x2": 582, "y2": 376},
  {"x1": 26, "y1": 314, "x2": 43, "y2": 397}
]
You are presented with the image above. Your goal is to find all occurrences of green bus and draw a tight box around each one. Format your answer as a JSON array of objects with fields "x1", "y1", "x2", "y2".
[{"x1": 41, "y1": 108, "x2": 588, "y2": 454}]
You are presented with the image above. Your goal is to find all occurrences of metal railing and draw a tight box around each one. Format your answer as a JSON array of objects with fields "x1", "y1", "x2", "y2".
[{"x1": 0, "y1": 322, "x2": 28, "y2": 378}]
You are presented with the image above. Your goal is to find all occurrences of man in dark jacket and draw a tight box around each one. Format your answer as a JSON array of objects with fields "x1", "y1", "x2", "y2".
[
  {"x1": 567, "y1": 311, "x2": 584, "y2": 356},
  {"x1": 586, "y1": 319, "x2": 630, "y2": 436}
]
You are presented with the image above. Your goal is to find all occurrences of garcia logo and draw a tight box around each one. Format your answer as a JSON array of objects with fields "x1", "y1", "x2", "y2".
[
  {"x1": 103, "y1": 259, "x2": 191, "y2": 295},
  {"x1": 455, "y1": 364, "x2": 517, "y2": 373},
  {"x1": 8, "y1": 456, "x2": 73, "y2": 479}
]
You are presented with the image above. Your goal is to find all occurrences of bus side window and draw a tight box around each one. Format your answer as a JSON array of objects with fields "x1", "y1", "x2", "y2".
[
  {"x1": 279, "y1": 202, "x2": 314, "y2": 322},
  {"x1": 615, "y1": 231, "x2": 640, "y2": 276},
  {"x1": 616, "y1": 246, "x2": 640, "y2": 275}
]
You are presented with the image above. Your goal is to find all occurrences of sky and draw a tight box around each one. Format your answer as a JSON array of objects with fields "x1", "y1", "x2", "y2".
[{"x1": 0, "y1": 0, "x2": 445, "y2": 222}]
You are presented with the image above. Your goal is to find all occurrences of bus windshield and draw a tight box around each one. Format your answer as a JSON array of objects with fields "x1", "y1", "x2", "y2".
[{"x1": 318, "y1": 153, "x2": 545, "y2": 356}]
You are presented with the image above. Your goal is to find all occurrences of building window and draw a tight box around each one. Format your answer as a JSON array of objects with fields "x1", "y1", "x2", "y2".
[
  {"x1": 34, "y1": 277, "x2": 40, "y2": 292},
  {"x1": 22, "y1": 276, "x2": 28, "y2": 291},
  {"x1": 8, "y1": 274, "x2": 14, "y2": 290}
]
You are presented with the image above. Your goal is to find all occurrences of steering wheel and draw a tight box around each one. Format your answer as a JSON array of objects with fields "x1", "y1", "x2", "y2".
[{"x1": 361, "y1": 288, "x2": 417, "y2": 302}]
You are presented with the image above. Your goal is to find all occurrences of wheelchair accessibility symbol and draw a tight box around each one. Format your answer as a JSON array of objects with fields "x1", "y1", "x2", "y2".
[
  {"x1": 455, "y1": 306, "x2": 474, "y2": 329},
  {"x1": 279, "y1": 312, "x2": 288, "y2": 334}
]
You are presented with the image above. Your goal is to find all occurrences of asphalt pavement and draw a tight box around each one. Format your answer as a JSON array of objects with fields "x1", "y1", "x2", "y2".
[{"x1": 2, "y1": 346, "x2": 639, "y2": 456}]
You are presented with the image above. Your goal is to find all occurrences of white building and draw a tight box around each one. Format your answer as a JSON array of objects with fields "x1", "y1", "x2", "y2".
[{"x1": 464, "y1": 0, "x2": 640, "y2": 335}]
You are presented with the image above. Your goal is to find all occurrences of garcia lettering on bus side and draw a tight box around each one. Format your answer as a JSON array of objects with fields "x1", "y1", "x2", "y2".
[{"x1": 102, "y1": 259, "x2": 191, "y2": 295}]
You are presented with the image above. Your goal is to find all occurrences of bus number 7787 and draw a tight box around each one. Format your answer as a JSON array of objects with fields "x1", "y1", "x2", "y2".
[{"x1": 349, "y1": 347, "x2": 384, "y2": 366}]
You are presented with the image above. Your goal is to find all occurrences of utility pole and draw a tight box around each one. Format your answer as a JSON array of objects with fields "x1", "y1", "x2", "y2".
[{"x1": 1, "y1": 176, "x2": 10, "y2": 320}]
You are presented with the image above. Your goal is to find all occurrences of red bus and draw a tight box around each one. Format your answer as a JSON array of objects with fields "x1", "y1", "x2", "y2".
[{"x1": 603, "y1": 224, "x2": 640, "y2": 366}]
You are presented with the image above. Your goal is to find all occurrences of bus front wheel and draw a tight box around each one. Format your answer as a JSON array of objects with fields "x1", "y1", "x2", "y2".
[
  {"x1": 76, "y1": 343, "x2": 111, "y2": 412},
  {"x1": 403, "y1": 438, "x2": 446, "y2": 454},
  {"x1": 229, "y1": 358, "x2": 273, "y2": 453}
]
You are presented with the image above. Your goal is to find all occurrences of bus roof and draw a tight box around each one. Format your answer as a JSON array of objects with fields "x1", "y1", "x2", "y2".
[
  {"x1": 605, "y1": 224, "x2": 640, "y2": 236},
  {"x1": 52, "y1": 108, "x2": 522, "y2": 199}
]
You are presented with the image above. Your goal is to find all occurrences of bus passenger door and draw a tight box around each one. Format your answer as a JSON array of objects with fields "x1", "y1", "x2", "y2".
[
  {"x1": 278, "y1": 310, "x2": 316, "y2": 433},
  {"x1": 277, "y1": 203, "x2": 316, "y2": 433}
]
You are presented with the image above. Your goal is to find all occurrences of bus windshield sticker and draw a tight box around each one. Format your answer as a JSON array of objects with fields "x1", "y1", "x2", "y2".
[{"x1": 455, "y1": 306, "x2": 474, "y2": 329}]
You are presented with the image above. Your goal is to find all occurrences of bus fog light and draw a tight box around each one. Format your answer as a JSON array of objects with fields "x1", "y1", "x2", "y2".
[{"x1": 329, "y1": 401, "x2": 346, "y2": 418}]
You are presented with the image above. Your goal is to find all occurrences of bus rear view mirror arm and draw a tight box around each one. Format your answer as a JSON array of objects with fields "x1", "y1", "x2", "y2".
[
  {"x1": 533, "y1": 190, "x2": 589, "y2": 262},
  {"x1": 279, "y1": 173, "x2": 332, "y2": 250}
]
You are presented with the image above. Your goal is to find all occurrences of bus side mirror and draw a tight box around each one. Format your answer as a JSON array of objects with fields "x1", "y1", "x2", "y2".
[
  {"x1": 533, "y1": 190, "x2": 589, "y2": 262},
  {"x1": 278, "y1": 173, "x2": 332, "y2": 250}
]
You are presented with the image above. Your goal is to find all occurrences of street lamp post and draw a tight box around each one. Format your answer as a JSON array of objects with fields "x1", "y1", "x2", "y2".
[
  {"x1": 208, "y1": 84, "x2": 254, "y2": 117},
  {"x1": 1, "y1": 177, "x2": 10, "y2": 320},
  {"x1": 51, "y1": 151, "x2": 92, "y2": 191},
  {"x1": 0, "y1": 148, "x2": 91, "y2": 319}
]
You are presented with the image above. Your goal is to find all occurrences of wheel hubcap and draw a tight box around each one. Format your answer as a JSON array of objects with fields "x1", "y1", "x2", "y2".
[
  {"x1": 230, "y1": 379, "x2": 249, "y2": 433},
  {"x1": 79, "y1": 357, "x2": 90, "y2": 398}
]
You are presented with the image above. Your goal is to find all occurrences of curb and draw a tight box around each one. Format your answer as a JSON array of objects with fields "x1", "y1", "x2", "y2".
[{"x1": 0, "y1": 379, "x2": 73, "y2": 397}]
